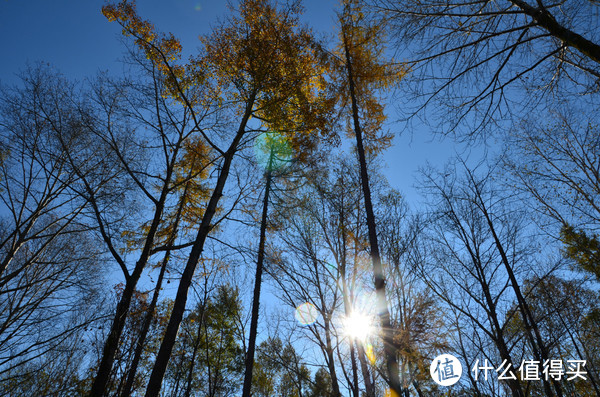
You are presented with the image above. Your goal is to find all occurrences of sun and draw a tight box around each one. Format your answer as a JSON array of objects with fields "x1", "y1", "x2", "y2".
[{"x1": 343, "y1": 311, "x2": 374, "y2": 341}]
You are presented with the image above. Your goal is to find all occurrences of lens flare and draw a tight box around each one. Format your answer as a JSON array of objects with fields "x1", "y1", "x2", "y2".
[
  {"x1": 343, "y1": 311, "x2": 374, "y2": 341},
  {"x1": 254, "y1": 131, "x2": 292, "y2": 171},
  {"x1": 365, "y1": 342, "x2": 376, "y2": 364},
  {"x1": 295, "y1": 302, "x2": 318, "y2": 325}
]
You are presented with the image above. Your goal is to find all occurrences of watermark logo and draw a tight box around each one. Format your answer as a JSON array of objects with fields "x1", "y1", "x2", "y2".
[
  {"x1": 430, "y1": 354, "x2": 462, "y2": 386},
  {"x1": 472, "y1": 359, "x2": 587, "y2": 381}
]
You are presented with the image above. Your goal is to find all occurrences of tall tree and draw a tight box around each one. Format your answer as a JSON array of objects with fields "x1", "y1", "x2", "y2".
[
  {"x1": 103, "y1": 1, "x2": 331, "y2": 394},
  {"x1": 82, "y1": 38, "x2": 210, "y2": 394},
  {"x1": 0, "y1": 65, "x2": 107, "y2": 388},
  {"x1": 505, "y1": 275, "x2": 600, "y2": 396},
  {"x1": 506, "y1": 113, "x2": 600, "y2": 281},
  {"x1": 242, "y1": 134, "x2": 288, "y2": 397},
  {"x1": 415, "y1": 160, "x2": 568, "y2": 397},
  {"x1": 251, "y1": 337, "x2": 311, "y2": 397},
  {"x1": 332, "y1": 0, "x2": 404, "y2": 394},
  {"x1": 163, "y1": 285, "x2": 244, "y2": 397}
]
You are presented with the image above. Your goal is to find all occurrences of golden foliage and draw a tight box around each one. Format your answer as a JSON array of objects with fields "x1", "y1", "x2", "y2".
[
  {"x1": 102, "y1": 1, "x2": 203, "y2": 103},
  {"x1": 333, "y1": 0, "x2": 407, "y2": 155},
  {"x1": 200, "y1": 0, "x2": 335, "y2": 158}
]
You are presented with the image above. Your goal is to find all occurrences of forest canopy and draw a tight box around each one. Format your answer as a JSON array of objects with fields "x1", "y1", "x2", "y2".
[{"x1": 0, "y1": 0, "x2": 599, "y2": 396}]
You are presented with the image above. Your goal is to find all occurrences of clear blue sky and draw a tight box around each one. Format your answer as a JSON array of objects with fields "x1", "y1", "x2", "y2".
[
  {"x1": 1, "y1": 0, "x2": 338, "y2": 82},
  {"x1": 0, "y1": 0, "x2": 484, "y2": 380},
  {"x1": 1, "y1": 0, "x2": 476, "y2": 206}
]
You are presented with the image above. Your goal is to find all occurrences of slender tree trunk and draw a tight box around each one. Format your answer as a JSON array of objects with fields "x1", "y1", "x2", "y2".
[
  {"x1": 183, "y1": 294, "x2": 207, "y2": 397},
  {"x1": 509, "y1": 0, "x2": 600, "y2": 63},
  {"x1": 144, "y1": 92, "x2": 255, "y2": 397},
  {"x1": 90, "y1": 165, "x2": 174, "y2": 396},
  {"x1": 91, "y1": 272, "x2": 147, "y2": 396},
  {"x1": 343, "y1": 35, "x2": 403, "y2": 396},
  {"x1": 355, "y1": 341, "x2": 376, "y2": 397},
  {"x1": 476, "y1": 192, "x2": 562, "y2": 397},
  {"x1": 348, "y1": 340, "x2": 360, "y2": 397},
  {"x1": 323, "y1": 317, "x2": 343, "y2": 397},
  {"x1": 456, "y1": 211, "x2": 525, "y2": 397},
  {"x1": 120, "y1": 256, "x2": 168, "y2": 397},
  {"x1": 241, "y1": 148, "x2": 274, "y2": 397},
  {"x1": 336, "y1": 181, "x2": 360, "y2": 397},
  {"x1": 121, "y1": 180, "x2": 191, "y2": 397}
]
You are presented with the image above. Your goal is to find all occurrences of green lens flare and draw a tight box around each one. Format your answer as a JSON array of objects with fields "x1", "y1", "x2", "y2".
[{"x1": 254, "y1": 131, "x2": 293, "y2": 171}]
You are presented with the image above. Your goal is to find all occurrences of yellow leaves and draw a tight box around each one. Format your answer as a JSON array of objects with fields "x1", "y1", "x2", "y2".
[
  {"x1": 198, "y1": 0, "x2": 334, "y2": 156},
  {"x1": 103, "y1": 1, "x2": 202, "y2": 105},
  {"x1": 172, "y1": 135, "x2": 214, "y2": 229},
  {"x1": 331, "y1": 0, "x2": 407, "y2": 156}
]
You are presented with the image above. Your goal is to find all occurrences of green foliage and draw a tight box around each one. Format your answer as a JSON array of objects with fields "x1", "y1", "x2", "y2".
[
  {"x1": 251, "y1": 337, "x2": 310, "y2": 397},
  {"x1": 308, "y1": 368, "x2": 334, "y2": 397},
  {"x1": 164, "y1": 285, "x2": 244, "y2": 396}
]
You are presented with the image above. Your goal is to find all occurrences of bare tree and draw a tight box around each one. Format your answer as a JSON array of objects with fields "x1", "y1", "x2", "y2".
[
  {"x1": 369, "y1": 0, "x2": 600, "y2": 136},
  {"x1": 411, "y1": 160, "x2": 564, "y2": 396},
  {"x1": 0, "y1": 65, "x2": 108, "y2": 389},
  {"x1": 76, "y1": 50, "x2": 215, "y2": 395}
]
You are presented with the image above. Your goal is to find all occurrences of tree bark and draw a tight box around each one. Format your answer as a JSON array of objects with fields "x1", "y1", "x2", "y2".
[
  {"x1": 120, "y1": 179, "x2": 191, "y2": 397},
  {"x1": 343, "y1": 33, "x2": 403, "y2": 397},
  {"x1": 509, "y1": 0, "x2": 600, "y2": 64},
  {"x1": 90, "y1": 163, "x2": 175, "y2": 397},
  {"x1": 144, "y1": 91, "x2": 255, "y2": 397},
  {"x1": 241, "y1": 148, "x2": 274, "y2": 397}
]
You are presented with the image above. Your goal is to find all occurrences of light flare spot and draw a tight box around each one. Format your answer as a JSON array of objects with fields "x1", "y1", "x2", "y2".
[
  {"x1": 365, "y1": 342, "x2": 376, "y2": 365},
  {"x1": 295, "y1": 302, "x2": 318, "y2": 325},
  {"x1": 384, "y1": 389, "x2": 400, "y2": 397},
  {"x1": 254, "y1": 131, "x2": 293, "y2": 171},
  {"x1": 343, "y1": 311, "x2": 374, "y2": 341}
]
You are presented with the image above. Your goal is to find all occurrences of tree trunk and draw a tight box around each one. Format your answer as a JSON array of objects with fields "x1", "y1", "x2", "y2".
[
  {"x1": 355, "y1": 341, "x2": 376, "y2": 397},
  {"x1": 343, "y1": 35, "x2": 403, "y2": 396},
  {"x1": 120, "y1": 258, "x2": 167, "y2": 397},
  {"x1": 474, "y1": 186, "x2": 562, "y2": 397},
  {"x1": 509, "y1": 0, "x2": 600, "y2": 64},
  {"x1": 241, "y1": 148, "x2": 274, "y2": 397},
  {"x1": 144, "y1": 92, "x2": 255, "y2": 397},
  {"x1": 90, "y1": 162, "x2": 174, "y2": 396},
  {"x1": 183, "y1": 296, "x2": 207, "y2": 397},
  {"x1": 121, "y1": 180, "x2": 191, "y2": 397}
]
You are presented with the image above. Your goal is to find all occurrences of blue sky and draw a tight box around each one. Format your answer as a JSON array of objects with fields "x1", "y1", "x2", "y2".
[
  {"x1": 1, "y1": 0, "x2": 477, "y2": 206},
  {"x1": 0, "y1": 0, "x2": 487, "y2": 378}
]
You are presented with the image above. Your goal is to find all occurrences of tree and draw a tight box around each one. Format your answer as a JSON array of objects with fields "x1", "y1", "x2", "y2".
[
  {"x1": 504, "y1": 275, "x2": 600, "y2": 396},
  {"x1": 163, "y1": 285, "x2": 244, "y2": 397},
  {"x1": 268, "y1": 156, "x2": 425, "y2": 396},
  {"x1": 331, "y1": 0, "x2": 405, "y2": 394},
  {"x1": 309, "y1": 368, "x2": 334, "y2": 397},
  {"x1": 267, "y1": 185, "x2": 345, "y2": 397},
  {"x1": 242, "y1": 132, "x2": 295, "y2": 397},
  {"x1": 505, "y1": 113, "x2": 600, "y2": 282},
  {"x1": 561, "y1": 226, "x2": 600, "y2": 281},
  {"x1": 119, "y1": 158, "x2": 205, "y2": 397},
  {"x1": 0, "y1": 65, "x2": 108, "y2": 390},
  {"x1": 251, "y1": 337, "x2": 311, "y2": 397},
  {"x1": 377, "y1": 190, "x2": 447, "y2": 396},
  {"x1": 92, "y1": 288, "x2": 170, "y2": 396},
  {"x1": 413, "y1": 161, "x2": 551, "y2": 397},
  {"x1": 370, "y1": 0, "x2": 600, "y2": 136},
  {"x1": 102, "y1": 1, "x2": 331, "y2": 393},
  {"x1": 79, "y1": 48, "x2": 212, "y2": 396}
]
